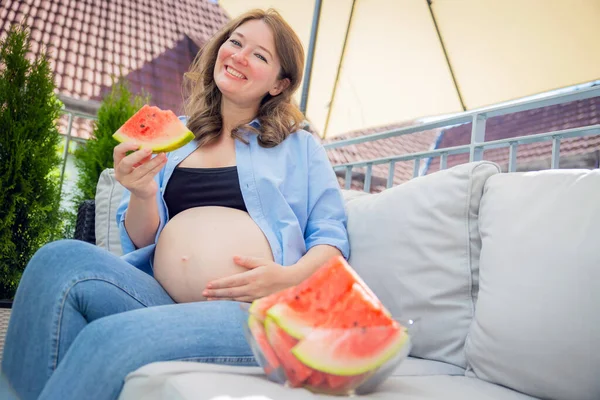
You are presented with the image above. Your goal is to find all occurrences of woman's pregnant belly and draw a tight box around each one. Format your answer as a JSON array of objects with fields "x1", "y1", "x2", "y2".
[{"x1": 153, "y1": 206, "x2": 274, "y2": 303}]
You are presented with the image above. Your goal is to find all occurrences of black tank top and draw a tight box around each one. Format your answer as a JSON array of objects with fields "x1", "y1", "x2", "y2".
[{"x1": 163, "y1": 166, "x2": 247, "y2": 219}]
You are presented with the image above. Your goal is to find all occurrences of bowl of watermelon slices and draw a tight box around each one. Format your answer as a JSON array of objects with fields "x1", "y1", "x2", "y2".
[{"x1": 242, "y1": 256, "x2": 415, "y2": 396}]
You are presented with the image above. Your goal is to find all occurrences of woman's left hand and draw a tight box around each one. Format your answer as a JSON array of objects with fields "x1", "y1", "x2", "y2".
[{"x1": 203, "y1": 256, "x2": 293, "y2": 302}]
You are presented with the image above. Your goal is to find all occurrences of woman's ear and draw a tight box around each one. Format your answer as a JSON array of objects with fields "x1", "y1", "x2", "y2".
[{"x1": 269, "y1": 78, "x2": 291, "y2": 97}]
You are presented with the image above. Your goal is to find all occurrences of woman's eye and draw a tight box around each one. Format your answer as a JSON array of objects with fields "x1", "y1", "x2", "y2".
[
  {"x1": 229, "y1": 39, "x2": 241, "y2": 46},
  {"x1": 255, "y1": 53, "x2": 267, "y2": 62}
]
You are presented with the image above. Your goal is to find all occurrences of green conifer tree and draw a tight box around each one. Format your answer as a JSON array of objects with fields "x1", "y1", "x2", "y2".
[
  {"x1": 0, "y1": 24, "x2": 63, "y2": 299},
  {"x1": 68, "y1": 80, "x2": 148, "y2": 223}
]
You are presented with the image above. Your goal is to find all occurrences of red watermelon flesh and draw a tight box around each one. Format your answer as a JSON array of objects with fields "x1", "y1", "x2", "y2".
[
  {"x1": 306, "y1": 370, "x2": 326, "y2": 387},
  {"x1": 264, "y1": 317, "x2": 313, "y2": 387},
  {"x1": 248, "y1": 287, "x2": 295, "y2": 322},
  {"x1": 265, "y1": 256, "x2": 393, "y2": 339},
  {"x1": 290, "y1": 256, "x2": 382, "y2": 313},
  {"x1": 324, "y1": 283, "x2": 395, "y2": 329},
  {"x1": 257, "y1": 256, "x2": 359, "y2": 322},
  {"x1": 268, "y1": 282, "x2": 396, "y2": 339},
  {"x1": 247, "y1": 315, "x2": 280, "y2": 375},
  {"x1": 113, "y1": 105, "x2": 194, "y2": 153}
]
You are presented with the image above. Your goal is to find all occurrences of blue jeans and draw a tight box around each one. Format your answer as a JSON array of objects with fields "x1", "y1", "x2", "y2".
[{"x1": 0, "y1": 240, "x2": 256, "y2": 400}]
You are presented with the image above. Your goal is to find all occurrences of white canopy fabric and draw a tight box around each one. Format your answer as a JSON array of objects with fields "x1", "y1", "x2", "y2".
[{"x1": 218, "y1": 0, "x2": 600, "y2": 138}]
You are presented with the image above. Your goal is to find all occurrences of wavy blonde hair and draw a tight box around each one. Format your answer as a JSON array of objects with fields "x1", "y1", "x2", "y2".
[{"x1": 183, "y1": 9, "x2": 305, "y2": 148}]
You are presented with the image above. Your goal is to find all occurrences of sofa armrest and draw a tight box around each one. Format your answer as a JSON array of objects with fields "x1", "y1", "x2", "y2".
[{"x1": 74, "y1": 199, "x2": 96, "y2": 245}]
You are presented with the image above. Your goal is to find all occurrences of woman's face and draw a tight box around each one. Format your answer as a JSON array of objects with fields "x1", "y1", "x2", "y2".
[{"x1": 214, "y1": 19, "x2": 287, "y2": 108}]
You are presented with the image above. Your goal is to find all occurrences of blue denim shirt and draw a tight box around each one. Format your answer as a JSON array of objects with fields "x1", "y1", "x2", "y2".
[{"x1": 116, "y1": 118, "x2": 350, "y2": 276}]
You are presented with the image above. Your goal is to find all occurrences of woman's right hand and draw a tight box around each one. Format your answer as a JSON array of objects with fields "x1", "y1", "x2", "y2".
[{"x1": 113, "y1": 142, "x2": 168, "y2": 200}]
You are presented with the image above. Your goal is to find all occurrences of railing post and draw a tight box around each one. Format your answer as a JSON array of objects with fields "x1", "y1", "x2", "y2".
[
  {"x1": 364, "y1": 163, "x2": 372, "y2": 192},
  {"x1": 508, "y1": 142, "x2": 518, "y2": 172},
  {"x1": 470, "y1": 114, "x2": 486, "y2": 162},
  {"x1": 551, "y1": 136, "x2": 561, "y2": 169},
  {"x1": 440, "y1": 152, "x2": 448, "y2": 170},
  {"x1": 344, "y1": 166, "x2": 353, "y2": 190},
  {"x1": 412, "y1": 158, "x2": 420, "y2": 178},
  {"x1": 386, "y1": 161, "x2": 395, "y2": 188},
  {"x1": 58, "y1": 112, "x2": 74, "y2": 198}
]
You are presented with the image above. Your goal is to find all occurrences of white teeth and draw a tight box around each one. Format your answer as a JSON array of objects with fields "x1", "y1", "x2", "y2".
[{"x1": 226, "y1": 66, "x2": 246, "y2": 79}]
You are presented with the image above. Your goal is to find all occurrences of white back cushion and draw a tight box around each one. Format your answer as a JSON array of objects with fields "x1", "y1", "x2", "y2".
[
  {"x1": 344, "y1": 161, "x2": 500, "y2": 368},
  {"x1": 95, "y1": 168, "x2": 125, "y2": 256},
  {"x1": 465, "y1": 169, "x2": 600, "y2": 400}
]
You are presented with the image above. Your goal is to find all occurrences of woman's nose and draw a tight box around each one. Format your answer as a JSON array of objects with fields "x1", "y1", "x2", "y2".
[{"x1": 231, "y1": 51, "x2": 248, "y2": 66}]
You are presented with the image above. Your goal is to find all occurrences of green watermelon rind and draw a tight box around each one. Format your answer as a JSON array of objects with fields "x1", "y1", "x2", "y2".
[
  {"x1": 291, "y1": 326, "x2": 409, "y2": 376},
  {"x1": 266, "y1": 303, "x2": 313, "y2": 340},
  {"x1": 113, "y1": 129, "x2": 195, "y2": 153},
  {"x1": 264, "y1": 317, "x2": 313, "y2": 386}
]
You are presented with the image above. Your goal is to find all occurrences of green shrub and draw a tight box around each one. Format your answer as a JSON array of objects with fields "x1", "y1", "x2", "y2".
[
  {"x1": 70, "y1": 80, "x2": 148, "y2": 207},
  {"x1": 0, "y1": 24, "x2": 64, "y2": 299}
]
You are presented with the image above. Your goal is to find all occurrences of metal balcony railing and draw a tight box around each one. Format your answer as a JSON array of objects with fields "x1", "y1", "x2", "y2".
[
  {"x1": 56, "y1": 94, "x2": 100, "y2": 197},
  {"x1": 323, "y1": 85, "x2": 600, "y2": 192},
  {"x1": 55, "y1": 86, "x2": 600, "y2": 197}
]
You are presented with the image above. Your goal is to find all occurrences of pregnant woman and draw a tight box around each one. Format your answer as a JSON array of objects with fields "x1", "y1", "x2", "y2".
[{"x1": 0, "y1": 8, "x2": 349, "y2": 400}]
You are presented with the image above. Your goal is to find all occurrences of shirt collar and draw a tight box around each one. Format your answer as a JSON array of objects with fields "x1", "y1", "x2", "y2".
[{"x1": 249, "y1": 118, "x2": 260, "y2": 129}]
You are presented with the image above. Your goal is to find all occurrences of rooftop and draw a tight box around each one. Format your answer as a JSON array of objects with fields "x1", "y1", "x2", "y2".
[{"x1": 1, "y1": 0, "x2": 229, "y2": 139}]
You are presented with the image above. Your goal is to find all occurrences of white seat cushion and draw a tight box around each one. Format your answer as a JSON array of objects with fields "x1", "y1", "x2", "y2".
[
  {"x1": 465, "y1": 169, "x2": 600, "y2": 400},
  {"x1": 342, "y1": 161, "x2": 500, "y2": 368},
  {"x1": 119, "y1": 361, "x2": 532, "y2": 400}
]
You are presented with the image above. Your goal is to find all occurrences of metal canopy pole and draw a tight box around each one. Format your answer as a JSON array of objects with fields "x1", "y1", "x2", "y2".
[
  {"x1": 323, "y1": 0, "x2": 357, "y2": 138},
  {"x1": 426, "y1": 0, "x2": 466, "y2": 111},
  {"x1": 299, "y1": 0, "x2": 323, "y2": 115}
]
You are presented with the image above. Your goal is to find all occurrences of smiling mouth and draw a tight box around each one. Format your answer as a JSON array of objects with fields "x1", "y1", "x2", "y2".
[{"x1": 225, "y1": 65, "x2": 247, "y2": 80}]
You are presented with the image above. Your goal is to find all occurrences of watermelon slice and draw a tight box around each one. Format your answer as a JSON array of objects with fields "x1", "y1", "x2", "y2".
[
  {"x1": 113, "y1": 105, "x2": 195, "y2": 153},
  {"x1": 292, "y1": 324, "x2": 408, "y2": 376},
  {"x1": 264, "y1": 256, "x2": 393, "y2": 339},
  {"x1": 247, "y1": 315, "x2": 280, "y2": 375},
  {"x1": 264, "y1": 317, "x2": 313, "y2": 387},
  {"x1": 290, "y1": 256, "x2": 384, "y2": 313},
  {"x1": 248, "y1": 287, "x2": 294, "y2": 322},
  {"x1": 268, "y1": 282, "x2": 396, "y2": 339},
  {"x1": 244, "y1": 255, "x2": 411, "y2": 395}
]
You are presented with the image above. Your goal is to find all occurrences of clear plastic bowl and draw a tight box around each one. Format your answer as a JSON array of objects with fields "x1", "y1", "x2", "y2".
[{"x1": 241, "y1": 304, "x2": 415, "y2": 396}]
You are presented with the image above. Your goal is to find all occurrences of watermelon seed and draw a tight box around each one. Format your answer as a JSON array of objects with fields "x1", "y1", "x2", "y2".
[
  {"x1": 295, "y1": 295, "x2": 299, "y2": 301},
  {"x1": 140, "y1": 124, "x2": 145, "y2": 128},
  {"x1": 353, "y1": 321, "x2": 358, "y2": 327}
]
